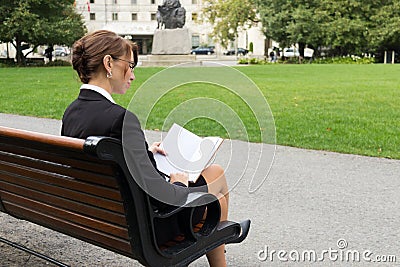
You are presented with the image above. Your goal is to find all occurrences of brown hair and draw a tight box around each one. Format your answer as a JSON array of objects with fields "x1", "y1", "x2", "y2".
[{"x1": 72, "y1": 30, "x2": 138, "y2": 84}]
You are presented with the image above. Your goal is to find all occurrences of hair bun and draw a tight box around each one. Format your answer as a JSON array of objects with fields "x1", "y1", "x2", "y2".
[
  {"x1": 72, "y1": 40, "x2": 89, "y2": 83},
  {"x1": 72, "y1": 30, "x2": 135, "y2": 84},
  {"x1": 73, "y1": 40, "x2": 86, "y2": 57}
]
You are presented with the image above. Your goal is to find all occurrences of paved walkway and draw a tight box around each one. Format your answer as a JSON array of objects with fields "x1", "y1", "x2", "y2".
[{"x1": 1, "y1": 113, "x2": 399, "y2": 266}]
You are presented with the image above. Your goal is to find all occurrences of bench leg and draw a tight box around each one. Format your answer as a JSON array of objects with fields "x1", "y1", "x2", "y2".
[
  {"x1": 0, "y1": 236, "x2": 70, "y2": 267},
  {"x1": 0, "y1": 198, "x2": 5, "y2": 212}
]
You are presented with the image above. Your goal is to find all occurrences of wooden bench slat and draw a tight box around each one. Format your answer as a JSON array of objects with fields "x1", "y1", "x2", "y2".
[
  {"x1": 0, "y1": 151, "x2": 119, "y2": 189},
  {"x1": 2, "y1": 201, "x2": 133, "y2": 257},
  {"x1": 0, "y1": 181, "x2": 127, "y2": 226},
  {"x1": 0, "y1": 160, "x2": 122, "y2": 201},
  {"x1": 0, "y1": 127, "x2": 84, "y2": 151},
  {"x1": 1, "y1": 191, "x2": 129, "y2": 240},
  {"x1": 0, "y1": 142, "x2": 115, "y2": 176},
  {"x1": 0, "y1": 170, "x2": 125, "y2": 213}
]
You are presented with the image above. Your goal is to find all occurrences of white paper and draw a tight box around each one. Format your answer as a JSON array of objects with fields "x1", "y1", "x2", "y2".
[{"x1": 153, "y1": 123, "x2": 223, "y2": 182}]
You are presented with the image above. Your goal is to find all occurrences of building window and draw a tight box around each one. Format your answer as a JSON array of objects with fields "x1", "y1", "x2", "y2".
[
  {"x1": 131, "y1": 0, "x2": 137, "y2": 4},
  {"x1": 112, "y1": 13, "x2": 118, "y2": 21},
  {"x1": 132, "y1": 13, "x2": 137, "y2": 21},
  {"x1": 192, "y1": 0, "x2": 197, "y2": 4},
  {"x1": 114, "y1": 0, "x2": 118, "y2": 3},
  {"x1": 151, "y1": 0, "x2": 155, "y2": 4},
  {"x1": 192, "y1": 35, "x2": 200, "y2": 48},
  {"x1": 90, "y1": 13, "x2": 96, "y2": 20},
  {"x1": 192, "y1": 13, "x2": 198, "y2": 21},
  {"x1": 90, "y1": 0, "x2": 94, "y2": 3},
  {"x1": 151, "y1": 13, "x2": 157, "y2": 21}
]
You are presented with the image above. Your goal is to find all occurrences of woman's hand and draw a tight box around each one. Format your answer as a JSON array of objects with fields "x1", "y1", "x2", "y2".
[
  {"x1": 170, "y1": 172, "x2": 189, "y2": 187},
  {"x1": 149, "y1": 141, "x2": 166, "y2": 155}
]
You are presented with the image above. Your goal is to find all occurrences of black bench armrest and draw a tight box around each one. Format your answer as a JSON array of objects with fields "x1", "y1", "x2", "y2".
[{"x1": 153, "y1": 192, "x2": 220, "y2": 241}]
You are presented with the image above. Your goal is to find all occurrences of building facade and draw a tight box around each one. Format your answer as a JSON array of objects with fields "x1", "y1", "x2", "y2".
[
  {"x1": 0, "y1": 1, "x2": 267, "y2": 60},
  {"x1": 77, "y1": 0, "x2": 267, "y2": 56}
]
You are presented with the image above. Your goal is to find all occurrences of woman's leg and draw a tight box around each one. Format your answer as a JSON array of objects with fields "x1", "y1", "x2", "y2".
[
  {"x1": 201, "y1": 164, "x2": 229, "y2": 215},
  {"x1": 201, "y1": 164, "x2": 229, "y2": 267}
]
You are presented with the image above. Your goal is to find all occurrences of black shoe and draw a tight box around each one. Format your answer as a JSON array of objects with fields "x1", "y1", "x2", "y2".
[{"x1": 227, "y1": 219, "x2": 251, "y2": 244}]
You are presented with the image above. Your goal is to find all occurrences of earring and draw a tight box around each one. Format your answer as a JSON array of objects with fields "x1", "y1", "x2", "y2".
[{"x1": 106, "y1": 71, "x2": 112, "y2": 78}]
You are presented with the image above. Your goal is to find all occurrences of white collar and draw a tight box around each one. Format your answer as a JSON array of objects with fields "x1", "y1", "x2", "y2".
[{"x1": 80, "y1": 84, "x2": 116, "y2": 104}]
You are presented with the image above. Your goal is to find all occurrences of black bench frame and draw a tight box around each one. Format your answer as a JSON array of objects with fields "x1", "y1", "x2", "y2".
[{"x1": 0, "y1": 126, "x2": 248, "y2": 266}]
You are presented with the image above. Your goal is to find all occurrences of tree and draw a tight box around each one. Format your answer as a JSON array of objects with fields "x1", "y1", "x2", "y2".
[
  {"x1": 256, "y1": 0, "x2": 334, "y2": 57},
  {"x1": 256, "y1": 0, "x2": 400, "y2": 57},
  {"x1": 259, "y1": 0, "x2": 325, "y2": 57},
  {"x1": 202, "y1": 0, "x2": 258, "y2": 48},
  {"x1": 0, "y1": 0, "x2": 86, "y2": 64},
  {"x1": 316, "y1": 0, "x2": 371, "y2": 55},
  {"x1": 367, "y1": 0, "x2": 400, "y2": 52},
  {"x1": 249, "y1": 42, "x2": 254, "y2": 53}
]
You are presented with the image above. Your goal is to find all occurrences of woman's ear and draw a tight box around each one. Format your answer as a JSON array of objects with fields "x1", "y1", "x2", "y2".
[{"x1": 103, "y1": 55, "x2": 112, "y2": 72}]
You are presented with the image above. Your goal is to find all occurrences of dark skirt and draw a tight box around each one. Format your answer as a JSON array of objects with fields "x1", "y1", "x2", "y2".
[{"x1": 155, "y1": 175, "x2": 208, "y2": 246}]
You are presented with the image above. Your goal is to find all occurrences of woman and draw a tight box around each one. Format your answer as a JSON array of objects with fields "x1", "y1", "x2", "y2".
[{"x1": 62, "y1": 30, "x2": 232, "y2": 266}]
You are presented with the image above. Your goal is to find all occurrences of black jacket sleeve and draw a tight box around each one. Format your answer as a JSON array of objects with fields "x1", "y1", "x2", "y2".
[{"x1": 118, "y1": 110, "x2": 191, "y2": 207}]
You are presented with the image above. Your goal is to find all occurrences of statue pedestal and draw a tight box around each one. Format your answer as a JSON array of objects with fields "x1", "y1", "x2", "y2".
[
  {"x1": 152, "y1": 28, "x2": 191, "y2": 55},
  {"x1": 141, "y1": 54, "x2": 198, "y2": 67}
]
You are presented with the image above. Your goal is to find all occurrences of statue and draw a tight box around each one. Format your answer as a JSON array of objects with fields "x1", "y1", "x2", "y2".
[
  {"x1": 151, "y1": 0, "x2": 191, "y2": 55},
  {"x1": 156, "y1": 11, "x2": 165, "y2": 30},
  {"x1": 156, "y1": 0, "x2": 186, "y2": 29}
]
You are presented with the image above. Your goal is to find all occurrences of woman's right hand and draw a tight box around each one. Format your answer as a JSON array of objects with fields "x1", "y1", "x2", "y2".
[{"x1": 170, "y1": 172, "x2": 189, "y2": 187}]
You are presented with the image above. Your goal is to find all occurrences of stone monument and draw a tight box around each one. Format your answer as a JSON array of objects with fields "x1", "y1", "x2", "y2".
[
  {"x1": 145, "y1": 0, "x2": 195, "y2": 66},
  {"x1": 156, "y1": 0, "x2": 186, "y2": 30}
]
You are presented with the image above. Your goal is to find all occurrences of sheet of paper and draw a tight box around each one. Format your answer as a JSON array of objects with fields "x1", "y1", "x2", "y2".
[{"x1": 153, "y1": 123, "x2": 223, "y2": 182}]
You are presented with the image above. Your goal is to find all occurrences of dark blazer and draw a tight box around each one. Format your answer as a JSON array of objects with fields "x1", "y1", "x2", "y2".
[
  {"x1": 61, "y1": 89, "x2": 207, "y2": 201},
  {"x1": 61, "y1": 89, "x2": 127, "y2": 140},
  {"x1": 62, "y1": 89, "x2": 207, "y2": 244}
]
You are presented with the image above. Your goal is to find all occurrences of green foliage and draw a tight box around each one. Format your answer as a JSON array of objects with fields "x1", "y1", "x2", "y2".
[
  {"x1": 313, "y1": 56, "x2": 376, "y2": 64},
  {"x1": 202, "y1": 0, "x2": 258, "y2": 48},
  {"x1": 0, "y1": 59, "x2": 16, "y2": 67},
  {"x1": 0, "y1": 0, "x2": 86, "y2": 64},
  {"x1": 256, "y1": 0, "x2": 400, "y2": 56},
  {"x1": 367, "y1": 1, "x2": 400, "y2": 51},
  {"x1": 238, "y1": 55, "x2": 375, "y2": 65},
  {"x1": 45, "y1": 60, "x2": 72, "y2": 67},
  {"x1": 248, "y1": 58, "x2": 257, "y2": 64},
  {"x1": 238, "y1": 57, "x2": 267, "y2": 65},
  {"x1": 255, "y1": 0, "x2": 315, "y2": 49},
  {"x1": 26, "y1": 58, "x2": 45, "y2": 66},
  {"x1": 0, "y1": 58, "x2": 72, "y2": 67},
  {"x1": 238, "y1": 58, "x2": 248, "y2": 64},
  {"x1": 249, "y1": 42, "x2": 253, "y2": 53}
]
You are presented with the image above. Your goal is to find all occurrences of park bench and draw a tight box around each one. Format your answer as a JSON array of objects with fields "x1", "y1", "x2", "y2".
[{"x1": 0, "y1": 126, "x2": 250, "y2": 266}]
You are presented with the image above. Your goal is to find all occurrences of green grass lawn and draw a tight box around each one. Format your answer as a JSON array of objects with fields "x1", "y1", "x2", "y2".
[{"x1": 0, "y1": 64, "x2": 399, "y2": 159}]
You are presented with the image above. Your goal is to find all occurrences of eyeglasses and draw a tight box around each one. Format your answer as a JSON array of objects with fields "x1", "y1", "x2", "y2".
[{"x1": 112, "y1": 57, "x2": 136, "y2": 71}]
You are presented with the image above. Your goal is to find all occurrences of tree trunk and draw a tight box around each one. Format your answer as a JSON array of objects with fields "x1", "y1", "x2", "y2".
[
  {"x1": 298, "y1": 42, "x2": 306, "y2": 64},
  {"x1": 14, "y1": 35, "x2": 25, "y2": 65},
  {"x1": 6, "y1": 43, "x2": 10, "y2": 59},
  {"x1": 24, "y1": 45, "x2": 38, "y2": 58}
]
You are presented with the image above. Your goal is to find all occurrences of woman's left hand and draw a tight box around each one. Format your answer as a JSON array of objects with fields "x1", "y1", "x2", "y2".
[{"x1": 149, "y1": 141, "x2": 167, "y2": 155}]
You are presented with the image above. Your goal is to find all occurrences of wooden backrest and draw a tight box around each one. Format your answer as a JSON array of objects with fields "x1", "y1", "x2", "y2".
[{"x1": 0, "y1": 126, "x2": 136, "y2": 258}]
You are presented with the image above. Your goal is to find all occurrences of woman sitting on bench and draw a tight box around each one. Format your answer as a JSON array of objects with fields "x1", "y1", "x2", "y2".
[{"x1": 61, "y1": 30, "x2": 247, "y2": 267}]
